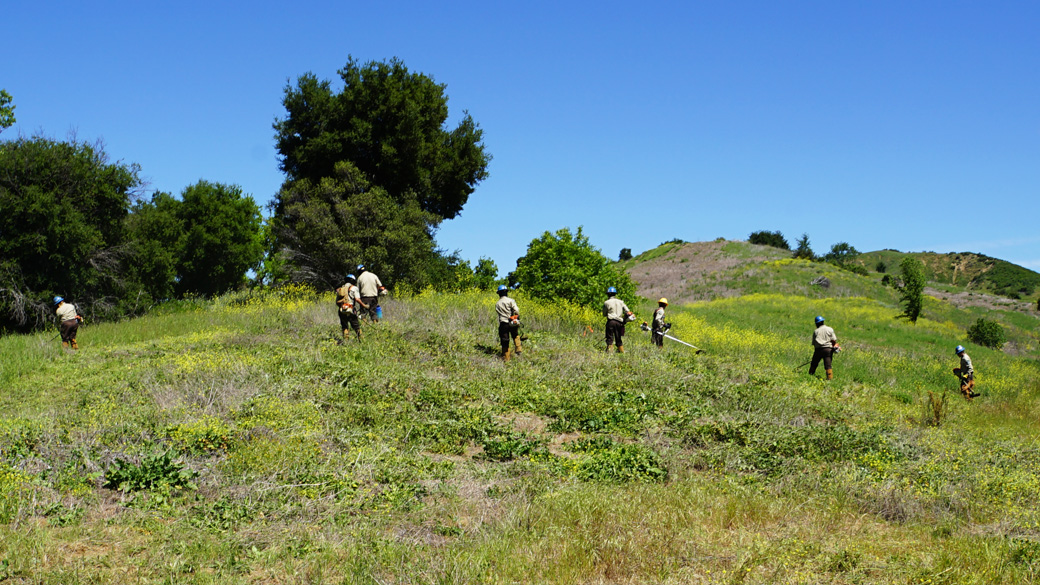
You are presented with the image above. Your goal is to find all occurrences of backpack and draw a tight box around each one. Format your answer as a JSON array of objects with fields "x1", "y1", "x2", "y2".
[{"x1": 336, "y1": 284, "x2": 355, "y2": 313}]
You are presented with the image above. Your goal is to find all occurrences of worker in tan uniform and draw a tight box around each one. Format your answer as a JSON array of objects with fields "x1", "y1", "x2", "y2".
[
  {"x1": 356, "y1": 264, "x2": 386, "y2": 322},
  {"x1": 335, "y1": 274, "x2": 367, "y2": 342},
  {"x1": 54, "y1": 296, "x2": 82, "y2": 350},
  {"x1": 809, "y1": 315, "x2": 840, "y2": 379},
  {"x1": 651, "y1": 298, "x2": 668, "y2": 348},
  {"x1": 603, "y1": 286, "x2": 633, "y2": 353},
  {"x1": 953, "y1": 345, "x2": 979, "y2": 399},
  {"x1": 495, "y1": 285, "x2": 522, "y2": 361}
]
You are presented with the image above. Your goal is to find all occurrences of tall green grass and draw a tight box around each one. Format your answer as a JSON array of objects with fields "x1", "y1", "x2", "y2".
[{"x1": 1, "y1": 284, "x2": 1040, "y2": 583}]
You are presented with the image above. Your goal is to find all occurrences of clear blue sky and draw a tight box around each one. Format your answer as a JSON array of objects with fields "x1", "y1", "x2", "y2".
[{"x1": 5, "y1": 1, "x2": 1039, "y2": 275}]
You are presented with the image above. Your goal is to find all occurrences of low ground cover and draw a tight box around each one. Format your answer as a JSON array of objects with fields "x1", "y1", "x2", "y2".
[{"x1": 1, "y1": 280, "x2": 1039, "y2": 583}]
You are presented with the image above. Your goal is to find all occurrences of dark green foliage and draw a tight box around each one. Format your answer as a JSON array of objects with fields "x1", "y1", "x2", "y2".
[
  {"x1": 511, "y1": 227, "x2": 637, "y2": 309},
  {"x1": 974, "y1": 259, "x2": 1040, "y2": 298},
  {"x1": 173, "y1": 181, "x2": 264, "y2": 296},
  {"x1": 619, "y1": 248, "x2": 633, "y2": 261},
  {"x1": 824, "y1": 242, "x2": 860, "y2": 268},
  {"x1": 0, "y1": 136, "x2": 141, "y2": 330},
  {"x1": 748, "y1": 230, "x2": 790, "y2": 250},
  {"x1": 104, "y1": 450, "x2": 197, "y2": 493},
  {"x1": 793, "y1": 233, "x2": 815, "y2": 260},
  {"x1": 269, "y1": 161, "x2": 442, "y2": 288},
  {"x1": 274, "y1": 56, "x2": 490, "y2": 221},
  {"x1": 473, "y1": 257, "x2": 498, "y2": 291},
  {"x1": 129, "y1": 182, "x2": 264, "y2": 298},
  {"x1": 0, "y1": 90, "x2": 14, "y2": 131},
  {"x1": 875, "y1": 261, "x2": 887, "y2": 273},
  {"x1": 967, "y1": 318, "x2": 1006, "y2": 349},
  {"x1": 898, "y1": 256, "x2": 926, "y2": 324}
]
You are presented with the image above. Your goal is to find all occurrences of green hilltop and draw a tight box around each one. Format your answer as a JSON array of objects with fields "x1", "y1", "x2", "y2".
[{"x1": 2, "y1": 244, "x2": 1040, "y2": 583}]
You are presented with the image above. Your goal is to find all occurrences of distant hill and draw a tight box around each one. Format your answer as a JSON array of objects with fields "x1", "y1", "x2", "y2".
[
  {"x1": 621, "y1": 240, "x2": 1040, "y2": 309},
  {"x1": 857, "y1": 250, "x2": 1040, "y2": 299}
]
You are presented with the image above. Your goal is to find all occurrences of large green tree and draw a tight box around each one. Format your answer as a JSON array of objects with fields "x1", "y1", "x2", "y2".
[
  {"x1": 511, "y1": 227, "x2": 637, "y2": 309},
  {"x1": 898, "y1": 256, "x2": 926, "y2": 324},
  {"x1": 175, "y1": 181, "x2": 264, "y2": 296},
  {"x1": 270, "y1": 161, "x2": 442, "y2": 288},
  {"x1": 274, "y1": 57, "x2": 491, "y2": 221},
  {"x1": 127, "y1": 182, "x2": 264, "y2": 298},
  {"x1": 0, "y1": 136, "x2": 141, "y2": 329}
]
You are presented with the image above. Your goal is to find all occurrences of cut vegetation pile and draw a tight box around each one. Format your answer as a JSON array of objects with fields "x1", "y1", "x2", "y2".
[{"x1": 2, "y1": 258, "x2": 1040, "y2": 583}]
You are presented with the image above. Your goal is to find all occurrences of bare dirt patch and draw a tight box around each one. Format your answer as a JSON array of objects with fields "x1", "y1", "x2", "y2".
[{"x1": 628, "y1": 240, "x2": 788, "y2": 304}]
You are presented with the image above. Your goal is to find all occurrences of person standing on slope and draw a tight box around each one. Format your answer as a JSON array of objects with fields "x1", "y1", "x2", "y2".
[
  {"x1": 650, "y1": 298, "x2": 669, "y2": 348},
  {"x1": 495, "y1": 285, "x2": 522, "y2": 361},
  {"x1": 603, "y1": 286, "x2": 633, "y2": 353},
  {"x1": 356, "y1": 264, "x2": 386, "y2": 322},
  {"x1": 953, "y1": 345, "x2": 979, "y2": 399},
  {"x1": 809, "y1": 315, "x2": 840, "y2": 379},
  {"x1": 335, "y1": 274, "x2": 367, "y2": 343},
  {"x1": 54, "y1": 296, "x2": 82, "y2": 350}
]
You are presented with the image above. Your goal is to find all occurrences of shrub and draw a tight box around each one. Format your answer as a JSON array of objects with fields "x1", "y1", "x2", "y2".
[
  {"x1": 104, "y1": 450, "x2": 197, "y2": 493},
  {"x1": 898, "y1": 257, "x2": 926, "y2": 324},
  {"x1": 748, "y1": 230, "x2": 790, "y2": 250},
  {"x1": 618, "y1": 248, "x2": 632, "y2": 261},
  {"x1": 967, "y1": 318, "x2": 1006, "y2": 349},
  {"x1": 793, "y1": 233, "x2": 815, "y2": 260}
]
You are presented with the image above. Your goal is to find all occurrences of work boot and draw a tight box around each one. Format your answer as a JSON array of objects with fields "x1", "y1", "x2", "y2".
[
  {"x1": 503, "y1": 349, "x2": 511, "y2": 362},
  {"x1": 71, "y1": 339, "x2": 78, "y2": 350},
  {"x1": 514, "y1": 338, "x2": 523, "y2": 355},
  {"x1": 62, "y1": 341, "x2": 69, "y2": 350},
  {"x1": 825, "y1": 369, "x2": 833, "y2": 380},
  {"x1": 618, "y1": 345, "x2": 625, "y2": 354},
  {"x1": 606, "y1": 344, "x2": 613, "y2": 353}
]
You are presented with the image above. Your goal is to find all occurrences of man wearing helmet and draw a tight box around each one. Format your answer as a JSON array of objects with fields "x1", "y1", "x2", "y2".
[
  {"x1": 356, "y1": 264, "x2": 386, "y2": 322},
  {"x1": 953, "y1": 345, "x2": 978, "y2": 399},
  {"x1": 335, "y1": 274, "x2": 367, "y2": 342},
  {"x1": 603, "y1": 286, "x2": 632, "y2": 353},
  {"x1": 495, "y1": 285, "x2": 521, "y2": 361},
  {"x1": 651, "y1": 298, "x2": 669, "y2": 348},
  {"x1": 54, "y1": 296, "x2": 82, "y2": 350},
  {"x1": 809, "y1": 315, "x2": 840, "y2": 379}
]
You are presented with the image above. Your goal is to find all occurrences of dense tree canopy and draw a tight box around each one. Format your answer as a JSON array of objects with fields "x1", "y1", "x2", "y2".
[
  {"x1": 269, "y1": 161, "x2": 442, "y2": 288},
  {"x1": 748, "y1": 230, "x2": 790, "y2": 250},
  {"x1": 274, "y1": 57, "x2": 491, "y2": 221},
  {"x1": 511, "y1": 227, "x2": 637, "y2": 309},
  {"x1": 0, "y1": 136, "x2": 141, "y2": 329},
  {"x1": 128, "y1": 182, "x2": 265, "y2": 298}
]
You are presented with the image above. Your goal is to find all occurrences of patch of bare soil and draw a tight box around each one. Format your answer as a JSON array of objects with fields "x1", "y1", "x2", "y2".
[
  {"x1": 926, "y1": 287, "x2": 1037, "y2": 314},
  {"x1": 628, "y1": 240, "x2": 787, "y2": 305}
]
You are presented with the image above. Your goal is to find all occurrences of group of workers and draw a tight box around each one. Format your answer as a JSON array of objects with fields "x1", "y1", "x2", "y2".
[
  {"x1": 53, "y1": 267, "x2": 981, "y2": 399},
  {"x1": 494, "y1": 285, "x2": 981, "y2": 400}
]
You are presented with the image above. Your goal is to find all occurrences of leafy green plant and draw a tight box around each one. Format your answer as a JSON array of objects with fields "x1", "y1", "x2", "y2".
[
  {"x1": 748, "y1": 230, "x2": 789, "y2": 250},
  {"x1": 898, "y1": 256, "x2": 926, "y2": 323},
  {"x1": 104, "y1": 450, "x2": 197, "y2": 493},
  {"x1": 967, "y1": 317, "x2": 1006, "y2": 348},
  {"x1": 573, "y1": 441, "x2": 667, "y2": 483}
]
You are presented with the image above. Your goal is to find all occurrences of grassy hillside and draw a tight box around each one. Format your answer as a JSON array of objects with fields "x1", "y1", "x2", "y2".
[
  {"x1": 858, "y1": 250, "x2": 1040, "y2": 302},
  {"x1": 2, "y1": 280, "x2": 1040, "y2": 583}
]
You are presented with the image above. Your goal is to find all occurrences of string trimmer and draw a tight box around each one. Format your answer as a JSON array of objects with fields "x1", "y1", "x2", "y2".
[{"x1": 640, "y1": 322, "x2": 704, "y2": 353}]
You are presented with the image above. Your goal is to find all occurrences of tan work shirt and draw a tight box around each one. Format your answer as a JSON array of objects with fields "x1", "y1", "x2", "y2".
[
  {"x1": 603, "y1": 297, "x2": 630, "y2": 322},
  {"x1": 55, "y1": 302, "x2": 78, "y2": 322},
  {"x1": 959, "y1": 353, "x2": 974, "y2": 376},
  {"x1": 357, "y1": 271, "x2": 383, "y2": 297},
  {"x1": 495, "y1": 296, "x2": 520, "y2": 323},
  {"x1": 812, "y1": 325, "x2": 838, "y2": 348}
]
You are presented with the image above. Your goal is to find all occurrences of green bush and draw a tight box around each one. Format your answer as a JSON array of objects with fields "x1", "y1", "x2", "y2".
[
  {"x1": 967, "y1": 318, "x2": 1006, "y2": 349},
  {"x1": 104, "y1": 450, "x2": 197, "y2": 493},
  {"x1": 748, "y1": 230, "x2": 790, "y2": 250}
]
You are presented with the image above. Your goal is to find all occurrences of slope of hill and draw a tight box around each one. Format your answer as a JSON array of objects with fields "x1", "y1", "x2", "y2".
[
  {"x1": 858, "y1": 250, "x2": 1040, "y2": 301},
  {"x1": 2, "y1": 278, "x2": 1040, "y2": 583}
]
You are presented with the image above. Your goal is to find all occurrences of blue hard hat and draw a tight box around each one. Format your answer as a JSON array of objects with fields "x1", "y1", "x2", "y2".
[
  {"x1": 53, "y1": 296, "x2": 64, "y2": 304},
  {"x1": 346, "y1": 274, "x2": 356, "y2": 281},
  {"x1": 497, "y1": 285, "x2": 508, "y2": 292},
  {"x1": 955, "y1": 345, "x2": 965, "y2": 354},
  {"x1": 357, "y1": 264, "x2": 365, "y2": 271},
  {"x1": 606, "y1": 286, "x2": 617, "y2": 294},
  {"x1": 815, "y1": 315, "x2": 825, "y2": 324}
]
